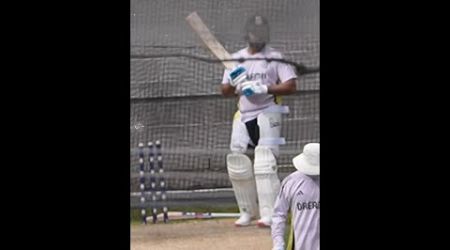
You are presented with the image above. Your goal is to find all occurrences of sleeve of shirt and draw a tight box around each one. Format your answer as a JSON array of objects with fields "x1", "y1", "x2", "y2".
[
  {"x1": 271, "y1": 180, "x2": 291, "y2": 250},
  {"x1": 222, "y1": 51, "x2": 240, "y2": 84},
  {"x1": 276, "y1": 55, "x2": 297, "y2": 83},
  {"x1": 222, "y1": 68, "x2": 231, "y2": 84}
]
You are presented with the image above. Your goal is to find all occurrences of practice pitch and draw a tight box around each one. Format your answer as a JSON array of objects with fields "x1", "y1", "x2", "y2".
[{"x1": 131, "y1": 218, "x2": 273, "y2": 250}]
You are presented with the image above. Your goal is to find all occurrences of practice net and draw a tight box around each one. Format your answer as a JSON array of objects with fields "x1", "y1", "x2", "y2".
[{"x1": 130, "y1": 0, "x2": 319, "y2": 219}]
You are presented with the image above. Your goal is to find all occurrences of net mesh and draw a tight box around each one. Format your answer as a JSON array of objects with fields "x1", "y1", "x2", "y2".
[{"x1": 130, "y1": 0, "x2": 319, "y2": 213}]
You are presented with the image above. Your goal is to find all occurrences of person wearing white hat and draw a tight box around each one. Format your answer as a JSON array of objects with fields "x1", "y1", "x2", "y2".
[{"x1": 271, "y1": 143, "x2": 320, "y2": 250}]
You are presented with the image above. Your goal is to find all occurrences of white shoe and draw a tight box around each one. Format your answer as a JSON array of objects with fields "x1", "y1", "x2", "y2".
[
  {"x1": 234, "y1": 212, "x2": 252, "y2": 227},
  {"x1": 256, "y1": 217, "x2": 271, "y2": 228}
]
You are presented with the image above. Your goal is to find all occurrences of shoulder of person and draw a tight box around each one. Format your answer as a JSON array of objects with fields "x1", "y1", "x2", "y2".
[
  {"x1": 264, "y1": 47, "x2": 284, "y2": 59},
  {"x1": 281, "y1": 171, "x2": 303, "y2": 185},
  {"x1": 231, "y1": 48, "x2": 248, "y2": 59},
  {"x1": 282, "y1": 171, "x2": 317, "y2": 186}
]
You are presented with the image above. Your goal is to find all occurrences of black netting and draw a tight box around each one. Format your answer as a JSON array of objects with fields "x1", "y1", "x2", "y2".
[{"x1": 130, "y1": 0, "x2": 319, "y2": 214}]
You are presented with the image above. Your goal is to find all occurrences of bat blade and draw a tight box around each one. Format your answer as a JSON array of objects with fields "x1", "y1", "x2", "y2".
[{"x1": 185, "y1": 12, "x2": 236, "y2": 69}]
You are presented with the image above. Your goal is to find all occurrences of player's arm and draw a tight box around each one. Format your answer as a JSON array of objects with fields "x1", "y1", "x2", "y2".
[
  {"x1": 267, "y1": 78, "x2": 297, "y2": 95},
  {"x1": 268, "y1": 57, "x2": 298, "y2": 95},
  {"x1": 242, "y1": 58, "x2": 298, "y2": 97},
  {"x1": 271, "y1": 182, "x2": 291, "y2": 250},
  {"x1": 241, "y1": 78, "x2": 297, "y2": 97},
  {"x1": 220, "y1": 68, "x2": 237, "y2": 97},
  {"x1": 270, "y1": 57, "x2": 298, "y2": 95},
  {"x1": 220, "y1": 83, "x2": 238, "y2": 97}
]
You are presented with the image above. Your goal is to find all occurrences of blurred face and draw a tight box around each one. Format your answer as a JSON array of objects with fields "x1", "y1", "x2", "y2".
[{"x1": 247, "y1": 32, "x2": 266, "y2": 52}]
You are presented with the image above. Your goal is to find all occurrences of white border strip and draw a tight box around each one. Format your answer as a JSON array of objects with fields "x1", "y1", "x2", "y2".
[
  {"x1": 264, "y1": 105, "x2": 290, "y2": 114},
  {"x1": 131, "y1": 188, "x2": 234, "y2": 197}
]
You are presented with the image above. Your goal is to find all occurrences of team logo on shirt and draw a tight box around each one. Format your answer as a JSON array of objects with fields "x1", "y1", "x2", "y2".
[
  {"x1": 296, "y1": 201, "x2": 320, "y2": 210},
  {"x1": 247, "y1": 72, "x2": 267, "y2": 80}
]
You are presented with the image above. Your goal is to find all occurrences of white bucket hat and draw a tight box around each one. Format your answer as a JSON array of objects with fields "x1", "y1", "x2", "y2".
[{"x1": 293, "y1": 143, "x2": 320, "y2": 175}]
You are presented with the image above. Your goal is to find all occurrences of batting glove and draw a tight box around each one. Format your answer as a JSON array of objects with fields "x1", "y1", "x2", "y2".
[
  {"x1": 234, "y1": 81, "x2": 244, "y2": 95},
  {"x1": 228, "y1": 66, "x2": 247, "y2": 87},
  {"x1": 241, "y1": 80, "x2": 268, "y2": 97}
]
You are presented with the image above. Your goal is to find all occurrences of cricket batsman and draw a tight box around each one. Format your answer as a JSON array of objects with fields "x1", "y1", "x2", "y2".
[{"x1": 220, "y1": 14, "x2": 298, "y2": 227}]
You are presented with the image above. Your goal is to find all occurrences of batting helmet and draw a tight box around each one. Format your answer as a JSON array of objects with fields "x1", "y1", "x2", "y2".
[{"x1": 244, "y1": 14, "x2": 270, "y2": 46}]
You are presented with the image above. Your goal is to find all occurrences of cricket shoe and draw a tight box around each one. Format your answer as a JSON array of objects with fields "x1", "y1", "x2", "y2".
[
  {"x1": 256, "y1": 217, "x2": 272, "y2": 228},
  {"x1": 234, "y1": 212, "x2": 253, "y2": 227}
]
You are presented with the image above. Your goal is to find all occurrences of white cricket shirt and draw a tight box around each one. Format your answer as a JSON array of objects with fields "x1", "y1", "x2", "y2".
[{"x1": 222, "y1": 46, "x2": 297, "y2": 123}]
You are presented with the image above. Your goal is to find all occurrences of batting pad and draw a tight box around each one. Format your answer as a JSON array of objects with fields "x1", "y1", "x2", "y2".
[
  {"x1": 227, "y1": 153, "x2": 259, "y2": 217},
  {"x1": 257, "y1": 111, "x2": 283, "y2": 157},
  {"x1": 254, "y1": 146, "x2": 281, "y2": 220}
]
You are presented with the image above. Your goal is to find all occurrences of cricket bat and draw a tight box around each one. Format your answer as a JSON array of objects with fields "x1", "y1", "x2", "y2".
[
  {"x1": 185, "y1": 12, "x2": 236, "y2": 70},
  {"x1": 185, "y1": 12, "x2": 319, "y2": 77}
]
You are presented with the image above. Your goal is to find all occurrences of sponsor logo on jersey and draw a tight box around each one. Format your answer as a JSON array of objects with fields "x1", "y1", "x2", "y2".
[
  {"x1": 296, "y1": 201, "x2": 320, "y2": 210},
  {"x1": 247, "y1": 72, "x2": 267, "y2": 80}
]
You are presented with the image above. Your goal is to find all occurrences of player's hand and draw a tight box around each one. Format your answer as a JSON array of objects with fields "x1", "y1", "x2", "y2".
[
  {"x1": 241, "y1": 80, "x2": 268, "y2": 97},
  {"x1": 228, "y1": 66, "x2": 247, "y2": 87},
  {"x1": 234, "y1": 81, "x2": 244, "y2": 95}
]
